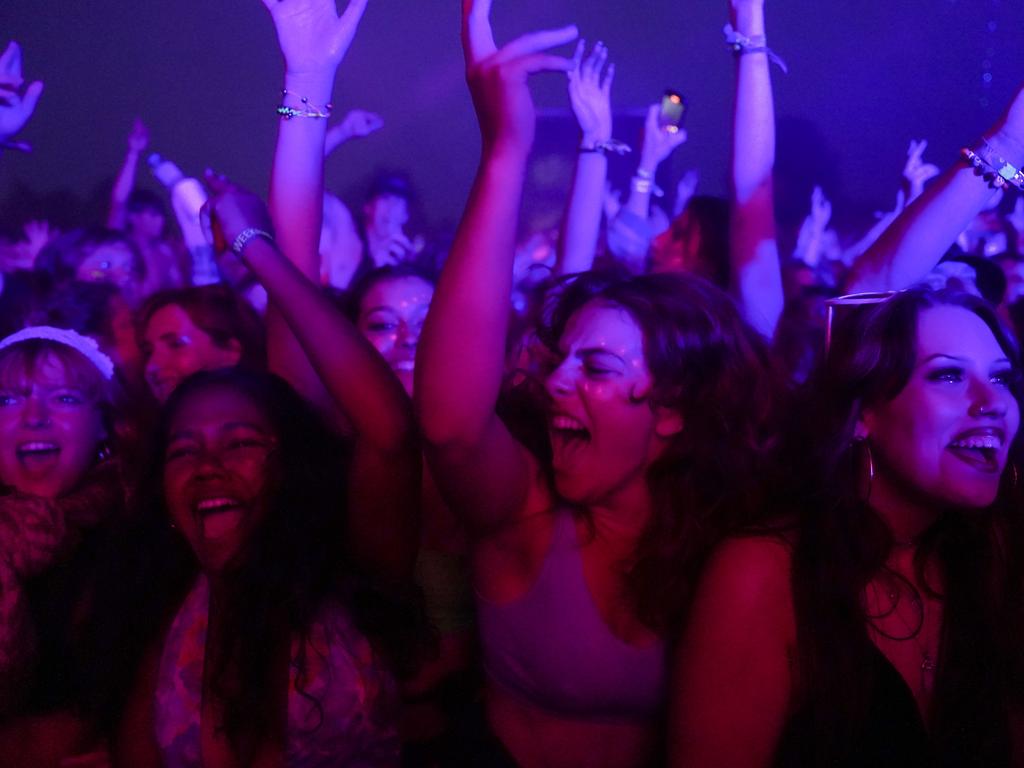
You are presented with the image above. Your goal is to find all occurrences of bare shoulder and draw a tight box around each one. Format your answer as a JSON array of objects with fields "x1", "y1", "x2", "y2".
[{"x1": 687, "y1": 534, "x2": 796, "y2": 644}]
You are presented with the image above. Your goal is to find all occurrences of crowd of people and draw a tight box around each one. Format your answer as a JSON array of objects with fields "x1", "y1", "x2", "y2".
[{"x1": 1, "y1": 0, "x2": 1023, "y2": 765}]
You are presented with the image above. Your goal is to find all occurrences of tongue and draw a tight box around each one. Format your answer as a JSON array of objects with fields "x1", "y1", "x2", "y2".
[{"x1": 201, "y1": 508, "x2": 244, "y2": 539}]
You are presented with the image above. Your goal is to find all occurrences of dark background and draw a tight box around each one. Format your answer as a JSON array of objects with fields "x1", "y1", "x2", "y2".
[{"x1": 0, "y1": 0, "x2": 1020, "y2": 240}]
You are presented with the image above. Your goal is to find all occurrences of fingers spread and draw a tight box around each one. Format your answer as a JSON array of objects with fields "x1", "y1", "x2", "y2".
[
  {"x1": 492, "y1": 25, "x2": 578, "y2": 65},
  {"x1": 601, "y1": 62, "x2": 615, "y2": 94},
  {"x1": 516, "y1": 53, "x2": 574, "y2": 76},
  {"x1": 463, "y1": 0, "x2": 497, "y2": 64},
  {"x1": 21, "y1": 80, "x2": 43, "y2": 112}
]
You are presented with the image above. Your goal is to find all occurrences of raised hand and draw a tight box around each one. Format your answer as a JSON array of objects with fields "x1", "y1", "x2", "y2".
[
  {"x1": 262, "y1": 0, "x2": 369, "y2": 75},
  {"x1": 202, "y1": 170, "x2": 274, "y2": 251},
  {"x1": 567, "y1": 40, "x2": 614, "y2": 145},
  {"x1": 673, "y1": 169, "x2": 699, "y2": 217},
  {"x1": 902, "y1": 139, "x2": 939, "y2": 202},
  {"x1": 325, "y1": 108, "x2": 383, "y2": 154},
  {"x1": 126, "y1": 117, "x2": 149, "y2": 154},
  {"x1": 639, "y1": 102, "x2": 687, "y2": 174},
  {"x1": 462, "y1": 0, "x2": 577, "y2": 155},
  {"x1": 0, "y1": 42, "x2": 43, "y2": 145}
]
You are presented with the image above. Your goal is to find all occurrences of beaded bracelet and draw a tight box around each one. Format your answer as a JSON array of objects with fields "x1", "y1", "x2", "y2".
[
  {"x1": 632, "y1": 168, "x2": 664, "y2": 198},
  {"x1": 723, "y1": 23, "x2": 789, "y2": 74},
  {"x1": 961, "y1": 147, "x2": 1024, "y2": 192},
  {"x1": 276, "y1": 89, "x2": 333, "y2": 120}
]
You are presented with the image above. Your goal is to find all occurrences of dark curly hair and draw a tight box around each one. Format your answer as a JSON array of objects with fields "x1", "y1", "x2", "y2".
[{"x1": 533, "y1": 269, "x2": 782, "y2": 633}]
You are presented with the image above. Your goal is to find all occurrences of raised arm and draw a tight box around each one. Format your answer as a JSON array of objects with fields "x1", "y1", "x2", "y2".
[
  {"x1": 623, "y1": 103, "x2": 686, "y2": 222},
  {"x1": 0, "y1": 42, "x2": 43, "y2": 154},
  {"x1": 262, "y1": 0, "x2": 367, "y2": 409},
  {"x1": 107, "y1": 119, "x2": 149, "y2": 231},
  {"x1": 415, "y1": 0, "x2": 575, "y2": 530},
  {"x1": 557, "y1": 41, "x2": 615, "y2": 276},
  {"x1": 846, "y1": 84, "x2": 1024, "y2": 293},
  {"x1": 324, "y1": 108, "x2": 383, "y2": 156},
  {"x1": 204, "y1": 176, "x2": 419, "y2": 584},
  {"x1": 729, "y1": 0, "x2": 784, "y2": 338}
]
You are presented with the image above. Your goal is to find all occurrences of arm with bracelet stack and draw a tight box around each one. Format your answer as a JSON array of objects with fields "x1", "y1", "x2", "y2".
[
  {"x1": 847, "y1": 83, "x2": 1024, "y2": 293},
  {"x1": 557, "y1": 40, "x2": 626, "y2": 276}
]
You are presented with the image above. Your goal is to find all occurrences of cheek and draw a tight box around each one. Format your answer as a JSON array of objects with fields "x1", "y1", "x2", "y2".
[{"x1": 364, "y1": 330, "x2": 396, "y2": 355}]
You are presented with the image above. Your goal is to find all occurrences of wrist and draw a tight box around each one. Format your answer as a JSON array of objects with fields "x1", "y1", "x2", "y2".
[
  {"x1": 985, "y1": 128, "x2": 1024, "y2": 169},
  {"x1": 732, "y1": 5, "x2": 766, "y2": 36},
  {"x1": 283, "y1": 72, "x2": 334, "y2": 106}
]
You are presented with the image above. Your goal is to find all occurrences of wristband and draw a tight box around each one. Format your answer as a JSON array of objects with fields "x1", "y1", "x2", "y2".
[
  {"x1": 579, "y1": 138, "x2": 632, "y2": 156},
  {"x1": 231, "y1": 228, "x2": 275, "y2": 256},
  {"x1": 723, "y1": 23, "x2": 789, "y2": 74},
  {"x1": 962, "y1": 148, "x2": 1024, "y2": 192}
]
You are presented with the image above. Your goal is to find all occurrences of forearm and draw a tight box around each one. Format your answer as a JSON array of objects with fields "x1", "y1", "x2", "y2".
[
  {"x1": 243, "y1": 238, "x2": 414, "y2": 451},
  {"x1": 107, "y1": 150, "x2": 141, "y2": 230},
  {"x1": 729, "y1": 3, "x2": 782, "y2": 337},
  {"x1": 846, "y1": 160, "x2": 1003, "y2": 292},
  {"x1": 416, "y1": 148, "x2": 526, "y2": 446},
  {"x1": 558, "y1": 150, "x2": 607, "y2": 275},
  {"x1": 268, "y1": 70, "x2": 334, "y2": 280}
]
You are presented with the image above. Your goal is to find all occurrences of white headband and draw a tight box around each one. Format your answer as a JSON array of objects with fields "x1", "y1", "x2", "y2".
[{"x1": 0, "y1": 326, "x2": 116, "y2": 381}]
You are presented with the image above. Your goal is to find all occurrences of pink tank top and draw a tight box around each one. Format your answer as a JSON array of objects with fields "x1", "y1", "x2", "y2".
[
  {"x1": 477, "y1": 510, "x2": 667, "y2": 722},
  {"x1": 154, "y1": 576, "x2": 400, "y2": 767}
]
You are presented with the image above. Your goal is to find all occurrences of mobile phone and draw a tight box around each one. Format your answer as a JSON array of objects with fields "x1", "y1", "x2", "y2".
[{"x1": 658, "y1": 90, "x2": 687, "y2": 133}]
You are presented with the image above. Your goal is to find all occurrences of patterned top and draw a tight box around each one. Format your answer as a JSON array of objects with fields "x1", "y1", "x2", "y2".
[{"x1": 155, "y1": 576, "x2": 400, "y2": 767}]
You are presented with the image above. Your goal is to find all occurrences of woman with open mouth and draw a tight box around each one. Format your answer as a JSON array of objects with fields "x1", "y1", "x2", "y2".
[
  {"x1": 671, "y1": 289, "x2": 1024, "y2": 766},
  {"x1": 414, "y1": 3, "x2": 780, "y2": 765},
  {"x1": 0, "y1": 326, "x2": 124, "y2": 763}
]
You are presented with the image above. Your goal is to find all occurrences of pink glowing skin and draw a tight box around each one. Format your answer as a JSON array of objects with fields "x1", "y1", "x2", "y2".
[{"x1": 861, "y1": 305, "x2": 1020, "y2": 516}]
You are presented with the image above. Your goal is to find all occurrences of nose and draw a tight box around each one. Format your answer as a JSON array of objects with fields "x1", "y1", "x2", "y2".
[
  {"x1": 968, "y1": 376, "x2": 1008, "y2": 419},
  {"x1": 21, "y1": 393, "x2": 50, "y2": 428},
  {"x1": 545, "y1": 359, "x2": 575, "y2": 399},
  {"x1": 146, "y1": 346, "x2": 168, "y2": 380},
  {"x1": 397, "y1": 320, "x2": 420, "y2": 349}
]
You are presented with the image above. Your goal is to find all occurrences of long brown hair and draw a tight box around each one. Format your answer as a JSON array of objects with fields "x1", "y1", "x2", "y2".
[{"x1": 787, "y1": 288, "x2": 1024, "y2": 762}]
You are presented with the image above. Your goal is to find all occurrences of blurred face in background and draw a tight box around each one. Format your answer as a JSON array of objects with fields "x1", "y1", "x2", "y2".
[
  {"x1": 141, "y1": 304, "x2": 242, "y2": 402},
  {"x1": 356, "y1": 275, "x2": 433, "y2": 395}
]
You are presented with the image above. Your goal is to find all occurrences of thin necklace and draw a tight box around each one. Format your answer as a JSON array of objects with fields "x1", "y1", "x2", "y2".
[{"x1": 868, "y1": 577, "x2": 938, "y2": 695}]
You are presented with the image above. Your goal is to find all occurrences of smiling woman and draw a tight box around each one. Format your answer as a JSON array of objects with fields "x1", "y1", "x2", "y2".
[
  {"x1": 0, "y1": 327, "x2": 124, "y2": 762},
  {"x1": 670, "y1": 288, "x2": 1024, "y2": 766}
]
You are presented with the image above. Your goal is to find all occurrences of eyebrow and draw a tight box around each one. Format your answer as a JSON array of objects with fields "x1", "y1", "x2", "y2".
[
  {"x1": 363, "y1": 306, "x2": 399, "y2": 315},
  {"x1": 167, "y1": 421, "x2": 271, "y2": 441},
  {"x1": 919, "y1": 353, "x2": 1011, "y2": 366}
]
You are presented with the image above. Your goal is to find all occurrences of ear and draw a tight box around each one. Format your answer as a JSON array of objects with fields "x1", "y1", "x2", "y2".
[
  {"x1": 654, "y1": 406, "x2": 684, "y2": 439},
  {"x1": 854, "y1": 408, "x2": 873, "y2": 440}
]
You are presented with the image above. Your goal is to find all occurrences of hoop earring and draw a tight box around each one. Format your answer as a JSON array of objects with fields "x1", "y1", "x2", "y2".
[
  {"x1": 1011, "y1": 462, "x2": 1020, "y2": 489},
  {"x1": 853, "y1": 437, "x2": 874, "y2": 504}
]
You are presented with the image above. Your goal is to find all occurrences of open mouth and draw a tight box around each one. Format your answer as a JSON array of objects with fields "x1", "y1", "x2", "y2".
[
  {"x1": 947, "y1": 430, "x2": 1004, "y2": 474},
  {"x1": 194, "y1": 496, "x2": 246, "y2": 539},
  {"x1": 549, "y1": 414, "x2": 591, "y2": 460},
  {"x1": 16, "y1": 441, "x2": 61, "y2": 468}
]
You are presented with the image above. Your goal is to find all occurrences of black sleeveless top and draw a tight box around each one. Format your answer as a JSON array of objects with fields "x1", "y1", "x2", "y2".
[{"x1": 773, "y1": 644, "x2": 930, "y2": 768}]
